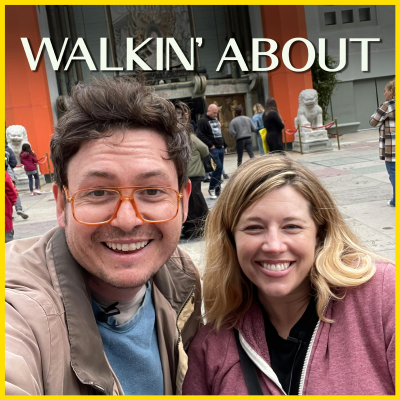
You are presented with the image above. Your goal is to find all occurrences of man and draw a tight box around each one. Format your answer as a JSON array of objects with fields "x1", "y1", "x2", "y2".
[
  {"x1": 5, "y1": 144, "x2": 29, "y2": 219},
  {"x1": 228, "y1": 105, "x2": 257, "y2": 167},
  {"x1": 197, "y1": 104, "x2": 226, "y2": 199},
  {"x1": 5, "y1": 77, "x2": 202, "y2": 395}
]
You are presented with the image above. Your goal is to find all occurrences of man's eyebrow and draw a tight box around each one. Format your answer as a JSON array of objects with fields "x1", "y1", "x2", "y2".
[
  {"x1": 135, "y1": 170, "x2": 171, "y2": 181},
  {"x1": 77, "y1": 169, "x2": 171, "y2": 184},
  {"x1": 79, "y1": 170, "x2": 117, "y2": 182}
]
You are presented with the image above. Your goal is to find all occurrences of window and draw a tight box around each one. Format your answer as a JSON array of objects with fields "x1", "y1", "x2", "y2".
[
  {"x1": 319, "y1": 6, "x2": 377, "y2": 31},
  {"x1": 341, "y1": 9, "x2": 354, "y2": 24},
  {"x1": 324, "y1": 11, "x2": 336, "y2": 26},
  {"x1": 359, "y1": 7, "x2": 371, "y2": 22}
]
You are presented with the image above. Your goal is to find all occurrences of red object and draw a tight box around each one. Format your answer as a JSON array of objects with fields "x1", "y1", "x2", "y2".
[
  {"x1": 20, "y1": 152, "x2": 39, "y2": 171},
  {"x1": 5, "y1": 5, "x2": 54, "y2": 175},
  {"x1": 5, "y1": 172, "x2": 18, "y2": 233},
  {"x1": 260, "y1": 5, "x2": 313, "y2": 144}
]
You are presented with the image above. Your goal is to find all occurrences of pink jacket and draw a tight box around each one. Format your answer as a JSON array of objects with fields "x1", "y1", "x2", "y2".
[
  {"x1": 20, "y1": 152, "x2": 39, "y2": 172},
  {"x1": 5, "y1": 172, "x2": 17, "y2": 233},
  {"x1": 183, "y1": 261, "x2": 395, "y2": 395}
]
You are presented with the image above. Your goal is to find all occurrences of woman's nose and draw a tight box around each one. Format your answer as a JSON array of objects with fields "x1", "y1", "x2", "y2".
[{"x1": 261, "y1": 230, "x2": 287, "y2": 253}]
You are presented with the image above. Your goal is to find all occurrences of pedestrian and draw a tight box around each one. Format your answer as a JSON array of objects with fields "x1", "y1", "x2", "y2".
[
  {"x1": 229, "y1": 105, "x2": 257, "y2": 167},
  {"x1": 6, "y1": 76, "x2": 202, "y2": 395},
  {"x1": 369, "y1": 79, "x2": 395, "y2": 207},
  {"x1": 5, "y1": 144, "x2": 29, "y2": 219},
  {"x1": 19, "y1": 143, "x2": 42, "y2": 195},
  {"x1": 5, "y1": 171, "x2": 18, "y2": 243},
  {"x1": 184, "y1": 129, "x2": 210, "y2": 239},
  {"x1": 262, "y1": 98, "x2": 285, "y2": 152},
  {"x1": 252, "y1": 103, "x2": 266, "y2": 155},
  {"x1": 197, "y1": 104, "x2": 227, "y2": 199},
  {"x1": 183, "y1": 154, "x2": 394, "y2": 395},
  {"x1": 175, "y1": 101, "x2": 209, "y2": 240}
]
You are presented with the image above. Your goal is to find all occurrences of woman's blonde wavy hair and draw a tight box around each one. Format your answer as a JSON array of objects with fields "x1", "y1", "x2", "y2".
[
  {"x1": 253, "y1": 103, "x2": 265, "y2": 115},
  {"x1": 203, "y1": 153, "x2": 380, "y2": 331}
]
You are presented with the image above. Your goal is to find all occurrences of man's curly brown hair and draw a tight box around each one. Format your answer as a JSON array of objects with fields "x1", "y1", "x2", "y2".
[{"x1": 50, "y1": 76, "x2": 191, "y2": 190}]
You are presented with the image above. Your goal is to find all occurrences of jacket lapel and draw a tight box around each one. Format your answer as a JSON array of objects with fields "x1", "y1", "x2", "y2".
[{"x1": 50, "y1": 228, "x2": 115, "y2": 395}]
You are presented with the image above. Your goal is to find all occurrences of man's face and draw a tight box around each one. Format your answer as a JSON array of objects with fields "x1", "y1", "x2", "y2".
[
  {"x1": 53, "y1": 130, "x2": 190, "y2": 293},
  {"x1": 207, "y1": 105, "x2": 218, "y2": 119}
]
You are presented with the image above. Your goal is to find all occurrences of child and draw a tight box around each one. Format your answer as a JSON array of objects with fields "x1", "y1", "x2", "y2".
[{"x1": 20, "y1": 143, "x2": 42, "y2": 195}]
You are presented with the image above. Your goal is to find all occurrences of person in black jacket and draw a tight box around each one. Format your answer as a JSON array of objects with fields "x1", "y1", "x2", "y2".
[
  {"x1": 197, "y1": 104, "x2": 226, "y2": 199},
  {"x1": 262, "y1": 98, "x2": 285, "y2": 152}
]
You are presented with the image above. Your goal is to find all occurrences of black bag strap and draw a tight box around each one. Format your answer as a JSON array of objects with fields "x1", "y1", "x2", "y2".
[{"x1": 234, "y1": 329, "x2": 264, "y2": 395}]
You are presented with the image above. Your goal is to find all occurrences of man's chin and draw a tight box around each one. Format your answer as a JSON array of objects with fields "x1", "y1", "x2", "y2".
[{"x1": 92, "y1": 266, "x2": 160, "y2": 290}]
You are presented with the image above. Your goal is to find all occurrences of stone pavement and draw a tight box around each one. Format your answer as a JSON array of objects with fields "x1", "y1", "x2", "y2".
[{"x1": 13, "y1": 129, "x2": 395, "y2": 274}]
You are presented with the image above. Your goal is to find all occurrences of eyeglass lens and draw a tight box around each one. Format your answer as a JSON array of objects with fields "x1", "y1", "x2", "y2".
[{"x1": 72, "y1": 188, "x2": 178, "y2": 223}]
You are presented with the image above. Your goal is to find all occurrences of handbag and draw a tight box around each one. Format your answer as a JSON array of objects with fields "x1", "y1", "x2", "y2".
[
  {"x1": 202, "y1": 153, "x2": 217, "y2": 173},
  {"x1": 259, "y1": 128, "x2": 269, "y2": 154}
]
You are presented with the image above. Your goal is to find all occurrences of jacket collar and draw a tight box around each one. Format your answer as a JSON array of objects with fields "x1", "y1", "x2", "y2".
[
  {"x1": 50, "y1": 228, "x2": 115, "y2": 395},
  {"x1": 235, "y1": 301, "x2": 272, "y2": 365}
]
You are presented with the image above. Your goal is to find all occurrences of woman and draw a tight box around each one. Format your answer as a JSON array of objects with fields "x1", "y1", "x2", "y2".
[
  {"x1": 20, "y1": 143, "x2": 41, "y2": 195},
  {"x1": 252, "y1": 103, "x2": 265, "y2": 155},
  {"x1": 370, "y1": 79, "x2": 395, "y2": 207},
  {"x1": 262, "y1": 98, "x2": 284, "y2": 152},
  {"x1": 183, "y1": 154, "x2": 394, "y2": 395}
]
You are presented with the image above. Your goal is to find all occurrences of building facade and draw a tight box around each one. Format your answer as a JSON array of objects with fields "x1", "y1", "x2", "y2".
[{"x1": 5, "y1": 5, "x2": 395, "y2": 178}]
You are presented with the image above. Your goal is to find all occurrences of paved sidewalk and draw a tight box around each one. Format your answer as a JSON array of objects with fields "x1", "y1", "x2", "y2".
[{"x1": 13, "y1": 129, "x2": 395, "y2": 274}]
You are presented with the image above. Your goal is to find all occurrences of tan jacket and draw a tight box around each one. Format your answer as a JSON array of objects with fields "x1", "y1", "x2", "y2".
[{"x1": 5, "y1": 227, "x2": 202, "y2": 395}]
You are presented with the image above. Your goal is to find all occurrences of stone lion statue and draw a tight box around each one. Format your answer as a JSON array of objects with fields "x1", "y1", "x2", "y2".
[
  {"x1": 6, "y1": 125, "x2": 29, "y2": 164},
  {"x1": 294, "y1": 89, "x2": 323, "y2": 129}
]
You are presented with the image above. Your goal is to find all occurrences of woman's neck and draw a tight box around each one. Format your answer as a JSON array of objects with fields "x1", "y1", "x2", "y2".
[{"x1": 258, "y1": 284, "x2": 312, "y2": 339}]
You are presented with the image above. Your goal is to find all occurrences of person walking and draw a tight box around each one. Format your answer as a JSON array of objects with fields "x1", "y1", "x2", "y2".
[
  {"x1": 252, "y1": 103, "x2": 266, "y2": 155},
  {"x1": 5, "y1": 171, "x2": 18, "y2": 243},
  {"x1": 174, "y1": 101, "x2": 209, "y2": 239},
  {"x1": 5, "y1": 144, "x2": 29, "y2": 219},
  {"x1": 183, "y1": 131, "x2": 210, "y2": 239},
  {"x1": 20, "y1": 143, "x2": 42, "y2": 196},
  {"x1": 197, "y1": 104, "x2": 226, "y2": 199},
  {"x1": 262, "y1": 98, "x2": 285, "y2": 152},
  {"x1": 370, "y1": 79, "x2": 395, "y2": 207},
  {"x1": 229, "y1": 105, "x2": 257, "y2": 167}
]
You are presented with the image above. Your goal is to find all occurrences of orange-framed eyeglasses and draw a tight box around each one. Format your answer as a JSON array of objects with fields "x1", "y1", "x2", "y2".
[{"x1": 64, "y1": 186, "x2": 183, "y2": 225}]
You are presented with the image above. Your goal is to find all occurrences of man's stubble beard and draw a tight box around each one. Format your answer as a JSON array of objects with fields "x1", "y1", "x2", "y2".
[
  {"x1": 62, "y1": 198, "x2": 185, "y2": 290},
  {"x1": 64, "y1": 218, "x2": 175, "y2": 290}
]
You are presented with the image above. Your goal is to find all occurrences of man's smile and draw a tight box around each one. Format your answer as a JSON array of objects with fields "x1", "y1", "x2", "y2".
[{"x1": 104, "y1": 240, "x2": 150, "y2": 252}]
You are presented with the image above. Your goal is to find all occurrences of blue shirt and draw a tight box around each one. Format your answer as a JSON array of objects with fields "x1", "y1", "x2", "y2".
[{"x1": 92, "y1": 284, "x2": 164, "y2": 395}]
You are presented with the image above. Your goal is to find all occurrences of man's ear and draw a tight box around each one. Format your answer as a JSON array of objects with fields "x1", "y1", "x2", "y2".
[
  {"x1": 53, "y1": 183, "x2": 66, "y2": 229},
  {"x1": 181, "y1": 179, "x2": 192, "y2": 224}
]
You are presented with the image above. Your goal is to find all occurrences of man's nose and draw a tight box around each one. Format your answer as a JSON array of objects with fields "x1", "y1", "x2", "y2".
[
  {"x1": 261, "y1": 230, "x2": 287, "y2": 253},
  {"x1": 109, "y1": 198, "x2": 144, "y2": 232}
]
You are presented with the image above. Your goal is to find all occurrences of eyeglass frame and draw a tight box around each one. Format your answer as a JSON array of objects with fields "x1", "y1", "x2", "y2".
[{"x1": 63, "y1": 186, "x2": 184, "y2": 225}]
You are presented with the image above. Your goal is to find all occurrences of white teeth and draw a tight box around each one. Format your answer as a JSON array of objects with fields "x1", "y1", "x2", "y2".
[
  {"x1": 105, "y1": 241, "x2": 149, "y2": 252},
  {"x1": 261, "y1": 262, "x2": 291, "y2": 271}
]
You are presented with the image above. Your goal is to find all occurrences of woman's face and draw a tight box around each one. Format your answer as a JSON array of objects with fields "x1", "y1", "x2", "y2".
[
  {"x1": 234, "y1": 186, "x2": 318, "y2": 302},
  {"x1": 384, "y1": 86, "x2": 393, "y2": 101}
]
